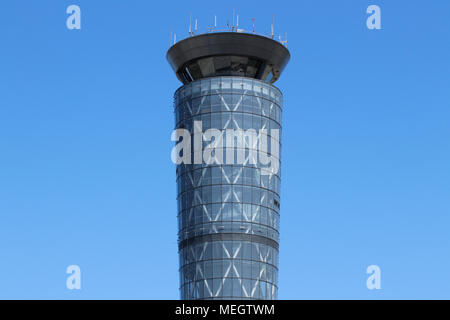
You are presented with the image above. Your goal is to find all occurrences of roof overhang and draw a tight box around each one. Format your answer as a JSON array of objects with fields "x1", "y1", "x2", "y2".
[{"x1": 166, "y1": 32, "x2": 290, "y2": 84}]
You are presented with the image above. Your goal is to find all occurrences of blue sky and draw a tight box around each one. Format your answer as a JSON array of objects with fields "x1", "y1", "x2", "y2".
[{"x1": 0, "y1": 0, "x2": 449, "y2": 299}]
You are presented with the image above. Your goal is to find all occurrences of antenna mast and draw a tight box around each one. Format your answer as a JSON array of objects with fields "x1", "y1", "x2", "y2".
[
  {"x1": 232, "y1": 8, "x2": 235, "y2": 31},
  {"x1": 189, "y1": 12, "x2": 192, "y2": 36},
  {"x1": 271, "y1": 15, "x2": 274, "y2": 39}
]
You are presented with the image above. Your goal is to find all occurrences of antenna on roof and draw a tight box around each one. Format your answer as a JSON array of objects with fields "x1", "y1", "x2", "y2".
[
  {"x1": 189, "y1": 12, "x2": 192, "y2": 36},
  {"x1": 208, "y1": 15, "x2": 217, "y2": 33},
  {"x1": 252, "y1": 18, "x2": 255, "y2": 33},
  {"x1": 195, "y1": 19, "x2": 198, "y2": 33},
  {"x1": 271, "y1": 15, "x2": 274, "y2": 39},
  {"x1": 232, "y1": 8, "x2": 235, "y2": 31},
  {"x1": 236, "y1": 15, "x2": 244, "y2": 32}
]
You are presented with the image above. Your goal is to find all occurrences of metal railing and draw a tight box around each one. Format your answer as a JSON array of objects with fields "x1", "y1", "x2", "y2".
[{"x1": 170, "y1": 16, "x2": 287, "y2": 48}]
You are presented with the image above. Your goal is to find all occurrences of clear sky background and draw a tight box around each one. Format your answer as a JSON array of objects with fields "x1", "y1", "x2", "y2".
[{"x1": 0, "y1": 0, "x2": 449, "y2": 299}]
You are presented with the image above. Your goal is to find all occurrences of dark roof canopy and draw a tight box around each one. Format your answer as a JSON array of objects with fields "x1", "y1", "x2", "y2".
[{"x1": 166, "y1": 32, "x2": 290, "y2": 84}]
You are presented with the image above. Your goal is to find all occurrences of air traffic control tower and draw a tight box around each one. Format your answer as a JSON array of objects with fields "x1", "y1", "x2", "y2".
[{"x1": 167, "y1": 28, "x2": 290, "y2": 300}]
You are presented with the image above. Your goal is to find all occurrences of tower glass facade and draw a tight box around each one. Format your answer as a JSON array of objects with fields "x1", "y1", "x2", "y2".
[{"x1": 175, "y1": 77, "x2": 282, "y2": 299}]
